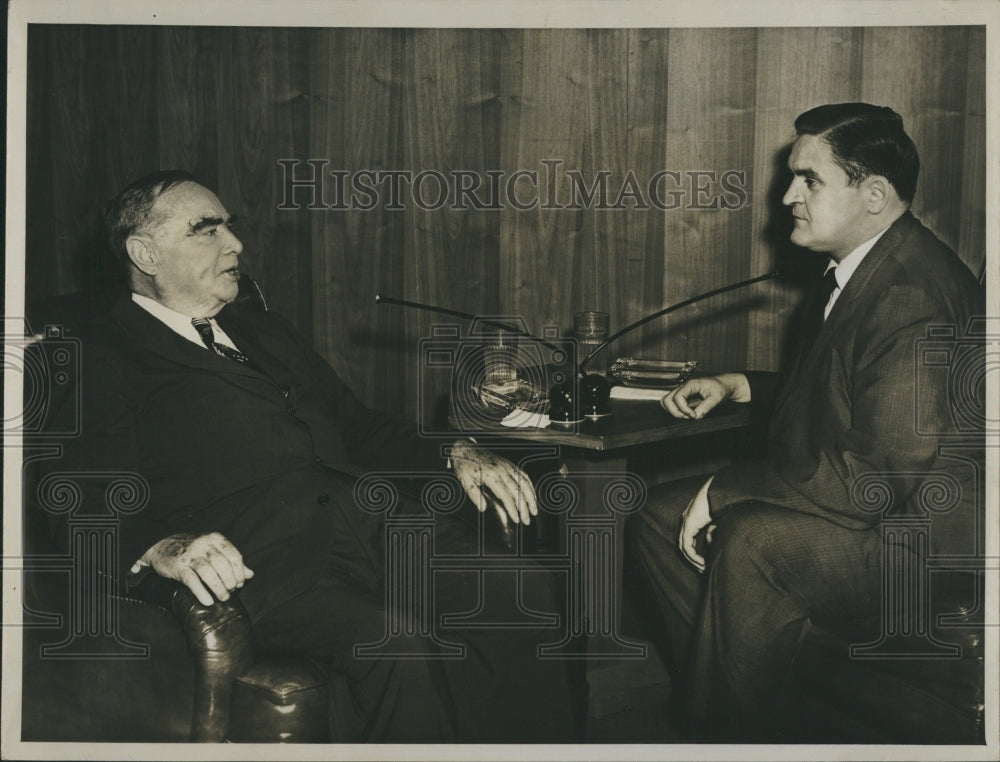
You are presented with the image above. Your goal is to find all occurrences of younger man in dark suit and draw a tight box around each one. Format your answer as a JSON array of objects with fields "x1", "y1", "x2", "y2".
[{"x1": 628, "y1": 103, "x2": 983, "y2": 740}]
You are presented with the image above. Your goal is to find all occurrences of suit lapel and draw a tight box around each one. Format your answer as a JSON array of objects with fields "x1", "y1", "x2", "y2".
[
  {"x1": 772, "y1": 212, "x2": 916, "y2": 413},
  {"x1": 111, "y1": 295, "x2": 268, "y2": 381},
  {"x1": 213, "y1": 305, "x2": 293, "y2": 379}
]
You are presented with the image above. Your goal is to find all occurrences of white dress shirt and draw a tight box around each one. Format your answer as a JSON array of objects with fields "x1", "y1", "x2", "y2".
[
  {"x1": 131, "y1": 293, "x2": 242, "y2": 352},
  {"x1": 821, "y1": 226, "x2": 890, "y2": 321}
]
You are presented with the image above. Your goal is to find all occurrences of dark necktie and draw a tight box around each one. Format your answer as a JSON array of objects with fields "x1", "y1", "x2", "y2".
[
  {"x1": 799, "y1": 268, "x2": 839, "y2": 358},
  {"x1": 191, "y1": 317, "x2": 249, "y2": 364}
]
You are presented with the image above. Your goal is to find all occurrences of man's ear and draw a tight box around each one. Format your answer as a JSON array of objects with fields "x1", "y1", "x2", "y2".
[
  {"x1": 125, "y1": 235, "x2": 159, "y2": 276},
  {"x1": 862, "y1": 175, "x2": 891, "y2": 214}
]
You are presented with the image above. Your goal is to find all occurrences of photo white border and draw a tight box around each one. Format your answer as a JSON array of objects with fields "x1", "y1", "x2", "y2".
[{"x1": 4, "y1": 1, "x2": 998, "y2": 760}]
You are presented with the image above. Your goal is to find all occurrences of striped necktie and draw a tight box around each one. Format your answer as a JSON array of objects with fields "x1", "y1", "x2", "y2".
[{"x1": 191, "y1": 317, "x2": 249, "y2": 364}]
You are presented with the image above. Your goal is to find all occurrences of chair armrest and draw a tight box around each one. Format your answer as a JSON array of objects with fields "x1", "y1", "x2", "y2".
[{"x1": 129, "y1": 574, "x2": 253, "y2": 742}]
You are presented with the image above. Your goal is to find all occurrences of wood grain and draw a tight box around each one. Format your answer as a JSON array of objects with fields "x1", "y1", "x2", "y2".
[
  {"x1": 497, "y1": 28, "x2": 632, "y2": 386},
  {"x1": 621, "y1": 29, "x2": 671, "y2": 362},
  {"x1": 25, "y1": 26, "x2": 987, "y2": 421},
  {"x1": 862, "y1": 27, "x2": 970, "y2": 262},
  {"x1": 659, "y1": 28, "x2": 758, "y2": 373},
  {"x1": 747, "y1": 27, "x2": 864, "y2": 371}
]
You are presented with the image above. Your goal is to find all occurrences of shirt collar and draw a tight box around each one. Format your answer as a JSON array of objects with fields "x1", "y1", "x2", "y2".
[
  {"x1": 824, "y1": 225, "x2": 891, "y2": 289},
  {"x1": 131, "y1": 292, "x2": 212, "y2": 347}
]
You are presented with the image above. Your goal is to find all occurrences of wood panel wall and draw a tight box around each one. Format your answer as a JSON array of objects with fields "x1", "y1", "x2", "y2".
[{"x1": 24, "y1": 25, "x2": 986, "y2": 425}]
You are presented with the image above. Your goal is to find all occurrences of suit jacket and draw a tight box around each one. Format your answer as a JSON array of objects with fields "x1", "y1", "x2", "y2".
[
  {"x1": 40, "y1": 295, "x2": 446, "y2": 620},
  {"x1": 709, "y1": 212, "x2": 984, "y2": 557}
]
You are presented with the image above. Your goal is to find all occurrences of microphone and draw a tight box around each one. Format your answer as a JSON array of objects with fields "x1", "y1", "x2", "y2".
[
  {"x1": 547, "y1": 270, "x2": 778, "y2": 422},
  {"x1": 577, "y1": 270, "x2": 779, "y2": 375},
  {"x1": 374, "y1": 293, "x2": 565, "y2": 353},
  {"x1": 376, "y1": 270, "x2": 778, "y2": 423}
]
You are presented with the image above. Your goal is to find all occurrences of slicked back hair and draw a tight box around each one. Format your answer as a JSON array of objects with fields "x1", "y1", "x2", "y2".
[
  {"x1": 104, "y1": 170, "x2": 197, "y2": 272},
  {"x1": 794, "y1": 103, "x2": 919, "y2": 204}
]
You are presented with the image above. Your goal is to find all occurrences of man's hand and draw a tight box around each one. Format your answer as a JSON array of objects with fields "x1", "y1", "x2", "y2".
[
  {"x1": 679, "y1": 476, "x2": 715, "y2": 573},
  {"x1": 450, "y1": 440, "x2": 537, "y2": 528},
  {"x1": 661, "y1": 372, "x2": 751, "y2": 420},
  {"x1": 140, "y1": 532, "x2": 254, "y2": 606}
]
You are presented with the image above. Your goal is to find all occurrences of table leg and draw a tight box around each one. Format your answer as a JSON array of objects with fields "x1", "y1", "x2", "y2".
[{"x1": 540, "y1": 452, "x2": 645, "y2": 658}]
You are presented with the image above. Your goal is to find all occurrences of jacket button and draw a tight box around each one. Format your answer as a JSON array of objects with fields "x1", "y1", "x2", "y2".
[{"x1": 317, "y1": 493, "x2": 330, "y2": 505}]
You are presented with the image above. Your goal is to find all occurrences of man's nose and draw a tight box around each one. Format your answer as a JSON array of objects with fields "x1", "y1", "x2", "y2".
[
  {"x1": 222, "y1": 227, "x2": 243, "y2": 255},
  {"x1": 782, "y1": 178, "x2": 802, "y2": 207}
]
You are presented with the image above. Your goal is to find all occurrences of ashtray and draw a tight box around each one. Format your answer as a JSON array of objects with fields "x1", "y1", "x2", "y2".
[
  {"x1": 608, "y1": 358, "x2": 698, "y2": 388},
  {"x1": 478, "y1": 379, "x2": 548, "y2": 415}
]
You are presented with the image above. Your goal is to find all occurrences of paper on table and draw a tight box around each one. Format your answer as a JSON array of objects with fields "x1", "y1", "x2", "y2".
[
  {"x1": 609, "y1": 386, "x2": 669, "y2": 401},
  {"x1": 500, "y1": 409, "x2": 551, "y2": 428}
]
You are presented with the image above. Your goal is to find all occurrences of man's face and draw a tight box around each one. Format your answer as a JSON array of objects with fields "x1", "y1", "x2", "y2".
[
  {"x1": 782, "y1": 134, "x2": 872, "y2": 262},
  {"x1": 141, "y1": 182, "x2": 243, "y2": 316}
]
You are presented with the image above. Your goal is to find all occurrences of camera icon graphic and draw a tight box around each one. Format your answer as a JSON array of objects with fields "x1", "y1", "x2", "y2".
[
  {"x1": 3, "y1": 318, "x2": 81, "y2": 438},
  {"x1": 417, "y1": 316, "x2": 579, "y2": 435},
  {"x1": 915, "y1": 318, "x2": 997, "y2": 437}
]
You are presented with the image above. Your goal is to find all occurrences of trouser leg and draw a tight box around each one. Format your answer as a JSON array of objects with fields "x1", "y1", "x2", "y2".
[
  {"x1": 250, "y1": 572, "x2": 460, "y2": 742},
  {"x1": 626, "y1": 476, "x2": 705, "y2": 684},
  {"x1": 694, "y1": 505, "x2": 883, "y2": 739},
  {"x1": 429, "y1": 510, "x2": 585, "y2": 742},
  {"x1": 251, "y1": 510, "x2": 582, "y2": 742},
  {"x1": 628, "y1": 480, "x2": 884, "y2": 741}
]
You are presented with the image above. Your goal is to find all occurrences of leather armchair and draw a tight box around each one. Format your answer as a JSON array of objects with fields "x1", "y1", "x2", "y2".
[
  {"x1": 21, "y1": 551, "x2": 331, "y2": 742},
  {"x1": 125, "y1": 574, "x2": 254, "y2": 742},
  {"x1": 20, "y1": 275, "x2": 333, "y2": 743},
  {"x1": 793, "y1": 567, "x2": 985, "y2": 743}
]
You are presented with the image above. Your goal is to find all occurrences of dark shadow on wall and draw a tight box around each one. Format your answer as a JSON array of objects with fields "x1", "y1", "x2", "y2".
[{"x1": 75, "y1": 211, "x2": 128, "y2": 295}]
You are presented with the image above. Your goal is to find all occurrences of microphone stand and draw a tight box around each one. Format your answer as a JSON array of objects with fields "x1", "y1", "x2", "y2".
[
  {"x1": 374, "y1": 294, "x2": 565, "y2": 353},
  {"x1": 577, "y1": 270, "x2": 779, "y2": 375},
  {"x1": 376, "y1": 270, "x2": 778, "y2": 422}
]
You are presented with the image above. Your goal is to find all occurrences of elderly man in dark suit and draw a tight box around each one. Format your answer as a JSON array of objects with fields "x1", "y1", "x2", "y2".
[
  {"x1": 628, "y1": 103, "x2": 983, "y2": 740},
  {"x1": 43, "y1": 170, "x2": 581, "y2": 742}
]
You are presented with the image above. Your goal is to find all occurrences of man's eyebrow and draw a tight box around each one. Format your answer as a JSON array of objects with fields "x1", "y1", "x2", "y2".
[
  {"x1": 186, "y1": 214, "x2": 237, "y2": 234},
  {"x1": 791, "y1": 167, "x2": 821, "y2": 182}
]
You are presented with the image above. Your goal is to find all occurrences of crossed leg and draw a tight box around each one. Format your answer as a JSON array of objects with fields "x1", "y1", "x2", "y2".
[{"x1": 628, "y1": 477, "x2": 885, "y2": 741}]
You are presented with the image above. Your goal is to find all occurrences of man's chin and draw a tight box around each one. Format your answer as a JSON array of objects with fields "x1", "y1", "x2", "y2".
[
  {"x1": 789, "y1": 228, "x2": 811, "y2": 249},
  {"x1": 217, "y1": 282, "x2": 240, "y2": 303}
]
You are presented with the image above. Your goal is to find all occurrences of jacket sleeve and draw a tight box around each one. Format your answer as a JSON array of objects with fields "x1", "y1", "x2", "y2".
[
  {"x1": 269, "y1": 313, "x2": 445, "y2": 473},
  {"x1": 31, "y1": 338, "x2": 176, "y2": 584},
  {"x1": 742, "y1": 370, "x2": 781, "y2": 438},
  {"x1": 708, "y1": 284, "x2": 961, "y2": 530},
  {"x1": 318, "y1": 349, "x2": 445, "y2": 473}
]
